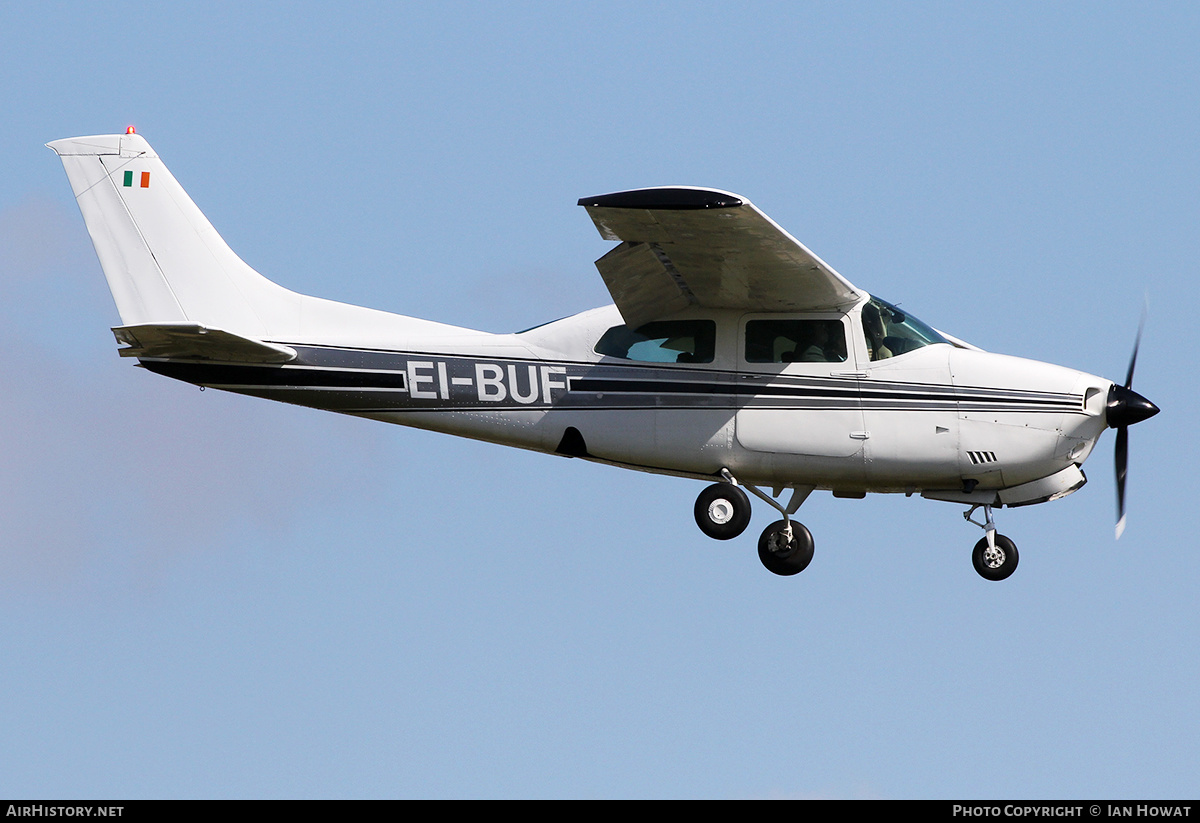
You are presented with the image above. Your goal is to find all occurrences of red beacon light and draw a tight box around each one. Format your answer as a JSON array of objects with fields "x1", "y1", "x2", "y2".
[{"x1": 126, "y1": 126, "x2": 136, "y2": 134}]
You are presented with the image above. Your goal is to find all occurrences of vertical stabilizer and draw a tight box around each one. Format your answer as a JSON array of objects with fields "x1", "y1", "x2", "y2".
[
  {"x1": 49, "y1": 132, "x2": 487, "y2": 350},
  {"x1": 47, "y1": 133, "x2": 299, "y2": 339}
]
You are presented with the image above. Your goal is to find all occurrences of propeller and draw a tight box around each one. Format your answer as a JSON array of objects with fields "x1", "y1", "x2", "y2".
[{"x1": 1106, "y1": 316, "x2": 1159, "y2": 538}]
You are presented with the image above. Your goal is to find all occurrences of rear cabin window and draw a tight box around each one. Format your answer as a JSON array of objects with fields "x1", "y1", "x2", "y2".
[
  {"x1": 595, "y1": 320, "x2": 716, "y2": 364},
  {"x1": 744, "y1": 319, "x2": 847, "y2": 363}
]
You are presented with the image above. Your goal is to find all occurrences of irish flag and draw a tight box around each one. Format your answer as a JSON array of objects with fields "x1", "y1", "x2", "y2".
[{"x1": 122, "y1": 170, "x2": 150, "y2": 188}]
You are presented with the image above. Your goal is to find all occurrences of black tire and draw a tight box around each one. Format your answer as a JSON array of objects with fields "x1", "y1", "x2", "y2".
[
  {"x1": 972, "y1": 534, "x2": 1019, "y2": 581},
  {"x1": 694, "y1": 483, "x2": 752, "y2": 540},
  {"x1": 757, "y1": 520, "x2": 814, "y2": 576}
]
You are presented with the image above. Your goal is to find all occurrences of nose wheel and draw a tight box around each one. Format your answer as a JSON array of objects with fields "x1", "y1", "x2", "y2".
[{"x1": 972, "y1": 534, "x2": 1019, "y2": 581}]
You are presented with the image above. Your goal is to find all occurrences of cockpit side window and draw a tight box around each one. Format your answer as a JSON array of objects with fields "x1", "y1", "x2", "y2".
[
  {"x1": 744, "y1": 319, "x2": 847, "y2": 363},
  {"x1": 594, "y1": 319, "x2": 716, "y2": 364},
  {"x1": 861, "y1": 297, "x2": 948, "y2": 361}
]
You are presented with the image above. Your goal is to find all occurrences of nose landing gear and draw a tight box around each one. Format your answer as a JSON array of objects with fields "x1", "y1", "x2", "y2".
[{"x1": 964, "y1": 504, "x2": 1019, "y2": 581}]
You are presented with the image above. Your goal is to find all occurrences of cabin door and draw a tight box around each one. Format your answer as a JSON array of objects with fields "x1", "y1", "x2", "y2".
[{"x1": 734, "y1": 314, "x2": 867, "y2": 459}]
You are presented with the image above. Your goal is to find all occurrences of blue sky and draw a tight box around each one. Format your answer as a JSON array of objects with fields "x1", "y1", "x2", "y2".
[{"x1": 1, "y1": 2, "x2": 1196, "y2": 798}]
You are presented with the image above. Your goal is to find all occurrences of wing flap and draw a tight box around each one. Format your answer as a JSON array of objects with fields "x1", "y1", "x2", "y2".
[
  {"x1": 593, "y1": 242, "x2": 696, "y2": 329},
  {"x1": 580, "y1": 187, "x2": 864, "y2": 327},
  {"x1": 112, "y1": 323, "x2": 297, "y2": 363}
]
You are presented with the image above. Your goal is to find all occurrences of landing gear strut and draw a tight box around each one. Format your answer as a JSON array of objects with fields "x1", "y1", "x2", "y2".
[{"x1": 964, "y1": 504, "x2": 1019, "y2": 581}]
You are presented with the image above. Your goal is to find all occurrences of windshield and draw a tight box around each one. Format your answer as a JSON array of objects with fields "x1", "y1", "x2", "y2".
[{"x1": 861, "y1": 296, "x2": 948, "y2": 361}]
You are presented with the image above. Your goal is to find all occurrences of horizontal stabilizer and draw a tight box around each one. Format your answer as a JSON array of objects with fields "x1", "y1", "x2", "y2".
[{"x1": 112, "y1": 323, "x2": 297, "y2": 363}]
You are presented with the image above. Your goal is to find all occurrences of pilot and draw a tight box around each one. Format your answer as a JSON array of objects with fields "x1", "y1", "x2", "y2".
[{"x1": 862, "y1": 302, "x2": 893, "y2": 361}]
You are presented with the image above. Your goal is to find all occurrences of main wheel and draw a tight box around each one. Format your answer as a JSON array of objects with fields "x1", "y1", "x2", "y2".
[
  {"x1": 972, "y1": 534, "x2": 1019, "y2": 581},
  {"x1": 694, "y1": 483, "x2": 752, "y2": 540},
  {"x1": 757, "y1": 520, "x2": 814, "y2": 576}
]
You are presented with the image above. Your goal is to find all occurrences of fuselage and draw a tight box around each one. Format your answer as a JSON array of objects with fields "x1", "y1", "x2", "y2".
[
  {"x1": 141, "y1": 298, "x2": 1113, "y2": 503},
  {"x1": 45, "y1": 131, "x2": 1119, "y2": 511}
]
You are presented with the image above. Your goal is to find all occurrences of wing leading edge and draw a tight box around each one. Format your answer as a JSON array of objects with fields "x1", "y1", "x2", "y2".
[{"x1": 579, "y1": 187, "x2": 864, "y2": 329}]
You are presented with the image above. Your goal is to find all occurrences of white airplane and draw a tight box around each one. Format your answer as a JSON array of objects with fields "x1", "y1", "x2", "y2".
[{"x1": 48, "y1": 130, "x2": 1159, "y2": 581}]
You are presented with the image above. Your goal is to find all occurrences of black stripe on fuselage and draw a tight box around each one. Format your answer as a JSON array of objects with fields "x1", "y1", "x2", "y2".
[
  {"x1": 139, "y1": 360, "x2": 409, "y2": 389},
  {"x1": 137, "y1": 348, "x2": 1083, "y2": 414}
]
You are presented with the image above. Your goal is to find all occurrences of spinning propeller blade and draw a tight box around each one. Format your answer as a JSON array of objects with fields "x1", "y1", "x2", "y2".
[{"x1": 1107, "y1": 315, "x2": 1158, "y2": 538}]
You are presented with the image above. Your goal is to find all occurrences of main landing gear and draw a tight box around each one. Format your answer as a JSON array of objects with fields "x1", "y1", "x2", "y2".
[
  {"x1": 694, "y1": 470, "x2": 815, "y2": 577},
  {"x1": 964, "y1": 504, "x2": 1019, "y2": 581}
]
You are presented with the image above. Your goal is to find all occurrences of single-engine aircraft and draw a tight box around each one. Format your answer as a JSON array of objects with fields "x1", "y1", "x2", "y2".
[{"x1": 49, "y1": 131, "x2": 1159, "y2": 580}]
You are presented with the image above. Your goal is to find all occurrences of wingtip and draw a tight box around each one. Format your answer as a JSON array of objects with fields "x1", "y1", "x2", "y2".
[
  {"x1": 1115, "y1": 515, "x2": 1127, "y2": 540},
  {"x1": 577, "y1": 187, "x2": 744, "y2": 210}
]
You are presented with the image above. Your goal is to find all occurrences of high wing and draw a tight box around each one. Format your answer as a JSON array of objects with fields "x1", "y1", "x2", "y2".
[{"x1": 579, "y1": 187, "x2": 865, "y2": 329}]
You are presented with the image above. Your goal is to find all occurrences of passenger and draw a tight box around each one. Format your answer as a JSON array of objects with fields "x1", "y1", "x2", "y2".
[{"x1": 798, "y1": 323, "x2": 831, "y2": 362}]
